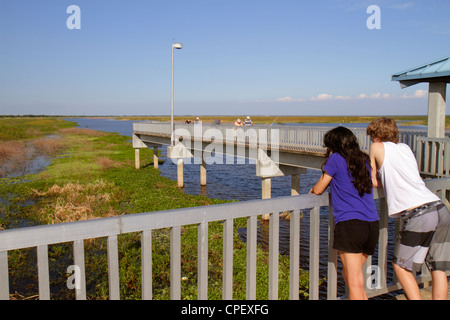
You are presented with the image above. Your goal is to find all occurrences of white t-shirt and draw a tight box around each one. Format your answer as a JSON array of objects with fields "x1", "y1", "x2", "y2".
[{"x1": 378, "y1": 142, "x2": 439, "y2": 216}]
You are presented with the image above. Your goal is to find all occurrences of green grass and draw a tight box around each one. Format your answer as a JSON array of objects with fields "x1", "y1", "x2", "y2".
[
  {"x1": 1, "y1": 117, "x2": 314, "y2": 300},
  {"x1": 0, "y1": 117, "x2": 73, "y2": 141}
]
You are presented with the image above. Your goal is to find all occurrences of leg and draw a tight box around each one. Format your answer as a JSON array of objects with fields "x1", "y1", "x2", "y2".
[
  {"x1": 431, "y1": 270, "x2": 448, "y2": 300},
  {"x1": 393, "y1": 209, "x2": 440, "y2": 300},
  {"x1": 339, "y1": 252, "x2": 368, "y2": 300},
  {"x1": 392, "y1": 263, "x2": 421, "y2": 300},
  {"x1": 428, "y1": 204, "x2": 450, "y2": 300}
]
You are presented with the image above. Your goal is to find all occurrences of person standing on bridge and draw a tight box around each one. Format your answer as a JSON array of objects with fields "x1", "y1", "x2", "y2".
[
  {"x1": 367, "y1": 117, "x2": 450, "y2": 300},
  {"x1": 310, "y1": 126, "x2": 379, "y2": 300}
]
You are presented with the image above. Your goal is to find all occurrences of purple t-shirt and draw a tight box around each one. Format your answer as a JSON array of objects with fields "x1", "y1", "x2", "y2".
[{"x1": 323, "y1": 153, "x2": 379, "y2": 224}]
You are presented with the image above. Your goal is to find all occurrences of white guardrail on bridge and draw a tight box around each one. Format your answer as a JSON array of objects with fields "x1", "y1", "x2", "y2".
[
  {"x1": 132, "y1": 122, "x2": 430, "y2": 154},
  {"x1": 1, "y1": 177, "x2": 449, "y2": 300}
]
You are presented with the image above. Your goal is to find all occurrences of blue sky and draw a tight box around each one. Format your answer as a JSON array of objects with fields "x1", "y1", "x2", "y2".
[{"x1": 1, "y1": 0, "x2": 449, "y2": 116}]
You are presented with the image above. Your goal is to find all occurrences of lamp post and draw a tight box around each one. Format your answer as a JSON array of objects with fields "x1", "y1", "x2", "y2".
[{"x1": 171, "y1": 42, "x2": 183, "y2": 146}]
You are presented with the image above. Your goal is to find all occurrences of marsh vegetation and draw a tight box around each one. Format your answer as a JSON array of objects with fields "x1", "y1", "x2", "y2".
[{"x1": 1, "y1": 117, "x2": 316, "y2": 300}]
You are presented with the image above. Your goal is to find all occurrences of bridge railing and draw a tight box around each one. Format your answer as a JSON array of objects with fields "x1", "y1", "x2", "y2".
[
  {"x1": 416, "y1": 136, "x2": 450, "y2": 178},
  {"x1": 133, "y1": 122, "x2": 428, "y2": 154},
  {"x1": 1, "y1": 177, "x2": 449, "y2": 300}
]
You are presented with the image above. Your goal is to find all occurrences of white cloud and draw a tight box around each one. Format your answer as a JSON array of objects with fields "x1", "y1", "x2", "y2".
[
  {"x1": 335, "y1": 95, "x2": 351, "y2": 100},
  {"x1": 275, "y1": 96, "x2": 305, "y2": 102},
  {"x1": 310, "y1": 93, "x2": 333, "y2": 101},
  {"x1": 357, "y1": 93, "x2": 368, "y2": 99},
  {"x1": 271, "y1": 89, "x2": 427, "y2": 103},
  {"x1": 390, "y1": 3, "x2": 413, "y2": 10},
  {"x1": 414, "y1": 89, "x2": 427, "y2": 98}
]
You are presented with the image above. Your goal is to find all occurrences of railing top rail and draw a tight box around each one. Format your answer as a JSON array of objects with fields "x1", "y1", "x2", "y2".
[
  {"x1": 417, "y1": 136, "x2": 450, "y2": 142},
  {"x1": 133, "y1": 121, "x2": 429, "y2": 134}
]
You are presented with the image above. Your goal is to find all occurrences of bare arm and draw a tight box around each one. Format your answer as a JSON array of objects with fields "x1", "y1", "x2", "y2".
[
  {"x1": 369, "y1": 142, "x2": 384, "y2": 188},
  {"x1": 310, "y1": 172, "x2": 332, "y2": 195}
]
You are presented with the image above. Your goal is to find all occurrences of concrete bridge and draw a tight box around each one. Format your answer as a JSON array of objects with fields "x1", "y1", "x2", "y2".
[{"x1": 132, "y1": 122, "x2": 440, "y2": 196}]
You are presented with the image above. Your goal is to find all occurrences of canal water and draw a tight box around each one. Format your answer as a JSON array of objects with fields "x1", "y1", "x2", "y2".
[{"x1": 65, "y1": 118, "x2": 424, "y2": 299}]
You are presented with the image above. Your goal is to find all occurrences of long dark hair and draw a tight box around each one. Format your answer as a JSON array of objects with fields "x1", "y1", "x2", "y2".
[{"x1": 323, "y1": 126, "x2": 372, "y2": 196}]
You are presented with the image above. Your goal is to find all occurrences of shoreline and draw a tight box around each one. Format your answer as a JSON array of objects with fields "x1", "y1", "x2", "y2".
[{"x1": 0, "y1": 114, "x2": 437, "y2": 126}]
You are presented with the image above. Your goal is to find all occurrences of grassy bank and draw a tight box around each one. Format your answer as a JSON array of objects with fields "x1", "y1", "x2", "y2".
[
  {"x1": 0, "y1": 117, "x2": 313, "y2": 300},
  {"x1": 117, "y1": 115, "x2": 436, "y2": 127}
]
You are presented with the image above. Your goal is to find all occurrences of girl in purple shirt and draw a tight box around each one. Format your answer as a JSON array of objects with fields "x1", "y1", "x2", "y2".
[{"x1": 310, "y1": 126, "x2": 379, "y2": 300}]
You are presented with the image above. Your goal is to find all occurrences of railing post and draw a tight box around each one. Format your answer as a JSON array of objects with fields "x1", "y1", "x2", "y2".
[
  {"x1": 289, "y1": 209, "x2": 300, "y2": 300},
  {"x1": 222, "y1": 219, "x2": 234, "y2": 300},
  {"x1": 327, "y1": 198, "x2": 337, "y2": 300},
  {"x1": 37, "y1": 245, "x2": 50, "y2": 300},
  {"x1": 73, "y1": 239, "x2": 87, "y2": 300},
  {"x1": 268, "y1": 211, "x2": 279, "y2": 300},
  {"x1": 107, "y1": 235, "x2": 120, "y2": 300},
  {"x1": 170, "y1": 226, "x2": 181, "y2": 300},
  {"x1": 197, "y1": 221, "x2": 208, "y2": 300},
  {"x1": 246, "y1": 215, "x2": 257, "y2": 300},
  {"x1": 309, "y1": 207, "x2": 320, "y2": 300},
  {"x1": 0, "y1": 251, "x2": 8, "y2": 300},
  {"x1": 378, "y1": 197, "x2": 388, "y2": 290},
  {"x1": 141, "y1": 230, "x2": 152, "y2": 300}
]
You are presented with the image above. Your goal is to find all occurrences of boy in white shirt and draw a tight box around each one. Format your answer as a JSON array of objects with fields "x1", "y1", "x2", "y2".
[{"x1": 367, "y1": 117, "x2": 449, "y2": 300}]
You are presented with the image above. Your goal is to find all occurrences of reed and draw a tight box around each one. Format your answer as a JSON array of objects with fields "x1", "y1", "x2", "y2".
[
  {"x1": 32, "y1": 136, "x2": 65, "y2": 155},
  {"x1": 0, "y1": 141, "x2": 26, "y2": 161},
  {"x1": 31, "y1": 180, "x2": 121, "y2": 224}
]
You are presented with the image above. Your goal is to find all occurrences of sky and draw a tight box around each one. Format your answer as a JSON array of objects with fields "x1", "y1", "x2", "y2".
[{"x1": 0, "y1": 0, "x2": 449, "y2": 116}]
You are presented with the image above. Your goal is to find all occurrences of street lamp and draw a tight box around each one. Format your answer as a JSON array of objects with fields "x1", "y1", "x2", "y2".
[{"x1": 171, "y1": 42, "x2": 183, "y2": 146}]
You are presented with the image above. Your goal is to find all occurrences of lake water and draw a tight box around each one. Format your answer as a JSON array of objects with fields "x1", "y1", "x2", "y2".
[{"x1": 64, "y1": 118, "x2": 409, "y2": 299}]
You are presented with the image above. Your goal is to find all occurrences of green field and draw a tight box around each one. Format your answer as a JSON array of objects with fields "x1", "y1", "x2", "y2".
[{"x1": 0, "y1": 117, "x2": 314, "y2": 300}]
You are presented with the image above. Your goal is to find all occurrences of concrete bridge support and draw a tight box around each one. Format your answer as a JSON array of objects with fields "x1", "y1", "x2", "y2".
[
  {"x1": 257, "y1": 159, "x2": 307, "y2": 220},
  {"x1": 167, "y1": 143, "x2": 194, "y2": 188},
  {"x1": 177, "y1": 159, "x2": 184, "y2": 188},
  {"x1": 135, "y1": 149, "x2": 140, "y2": 170},
  {"x1": 134, "y1": 145, "x2": 162, "y2": 170},
  {"x1": 153, "y1": 146, "x2": 159, "y2": 169},
  {"x1": 132, "y1": 133, "x2": 162, "y2": 170},
  {"x1": 200, "y1": 158, "x2": 207, "y2": 186},
  {"x1": 427, "y1": 82, "x2": 447, "y2": 138}
]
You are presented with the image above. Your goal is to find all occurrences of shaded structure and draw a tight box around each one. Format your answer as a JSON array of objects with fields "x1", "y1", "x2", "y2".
[{"x1": 392, "y1": 55, "x2": 450, "y2": 138}]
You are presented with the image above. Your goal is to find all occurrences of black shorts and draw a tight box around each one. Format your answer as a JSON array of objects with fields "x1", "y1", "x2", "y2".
[{"x1": 333, "y1": 219, "x2": 379, "y2": 255}]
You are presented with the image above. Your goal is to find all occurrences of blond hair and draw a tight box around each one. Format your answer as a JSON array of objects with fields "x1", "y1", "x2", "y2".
[{"x1": 366, "y1": 117, "x2": 399, "y2": 143}]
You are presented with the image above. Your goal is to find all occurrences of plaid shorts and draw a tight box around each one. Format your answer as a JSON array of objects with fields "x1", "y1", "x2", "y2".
[{"x1": 393, "y1": 201, "x2": 450, "y2": 272}]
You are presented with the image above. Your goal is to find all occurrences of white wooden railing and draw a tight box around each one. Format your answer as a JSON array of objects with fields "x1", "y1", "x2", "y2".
[{"x1": 1, "y1": 178, "x2": 449, "y2": 300}]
